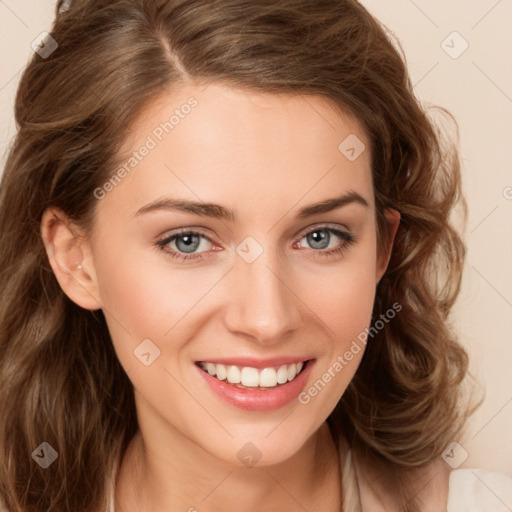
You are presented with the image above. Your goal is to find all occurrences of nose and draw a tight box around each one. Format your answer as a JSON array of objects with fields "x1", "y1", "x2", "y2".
[{"x1": 223, "y1": 248, "x2": 302, "y2": 345}]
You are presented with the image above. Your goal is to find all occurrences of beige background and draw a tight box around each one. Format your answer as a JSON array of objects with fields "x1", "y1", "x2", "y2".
[{"x1": 1, "y1": 0, "x2": 511, "y2": 474}]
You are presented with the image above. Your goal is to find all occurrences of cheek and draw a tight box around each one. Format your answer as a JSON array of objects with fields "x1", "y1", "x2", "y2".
[
  {"x1": 96, "y1": 231, "x2": 377, "y2": 316},
  {"x1": 92, "y1": 222, "x2": 378, "y2": 381},
  {"x1": 300, "y1": 240, "x2": 378, "y2": 344},
  {"x1": 87, "y1": 222, "x2": 379, "y2": 458},
  {"x1": 290, "y1": 276, "x2": 376, "y2": 438},
  {"x1": 296, "y1": 241, "x2": 377, "y2": 396},
  {"x1": 90, "y1": 232, "x2": 207, "y2": 369}
]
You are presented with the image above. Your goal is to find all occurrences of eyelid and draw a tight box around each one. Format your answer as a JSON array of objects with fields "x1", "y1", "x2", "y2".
[
  {"x1": 157, "y1": 222, "x2": 351, "y2": 246},
  {"x1": 156, "y1": 226, "x2": 215, "y2": 243},
  {"x1": 296, "y1": 221, "x2": 351, "y2": 239},
  {"x1": 156, "y1": 222, "x2": 355, "y2": 261},
  {"x1": 156, "y1": 228, "x2": 216, "y2": 248}
]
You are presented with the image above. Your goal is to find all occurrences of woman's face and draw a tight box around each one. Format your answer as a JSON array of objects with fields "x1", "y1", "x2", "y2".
[{"x1": 60, "y1": 83, "x2": 397, "y2": 467}]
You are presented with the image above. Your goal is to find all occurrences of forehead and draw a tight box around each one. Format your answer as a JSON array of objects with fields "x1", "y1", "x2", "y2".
[{"x1": 96, "y1": 82, "x2": 374, "y2": 223}]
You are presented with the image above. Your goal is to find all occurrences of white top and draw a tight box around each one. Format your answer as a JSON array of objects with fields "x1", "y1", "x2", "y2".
[
  {"x1": 107, "y1": 468, "x2": 512, "y2": 511},
  {"x1": 447, "y1": 468, "x2": 512, "y2": 511}
]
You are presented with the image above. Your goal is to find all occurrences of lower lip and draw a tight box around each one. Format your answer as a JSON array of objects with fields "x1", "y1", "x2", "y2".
[{"x1": 195, "y1": 360, "x2": 315, "y2": 412}]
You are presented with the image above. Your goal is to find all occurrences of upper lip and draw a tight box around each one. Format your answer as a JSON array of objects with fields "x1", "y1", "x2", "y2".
[{"x1": 196, "y1": 356, "x2": 314, "y2": 369}]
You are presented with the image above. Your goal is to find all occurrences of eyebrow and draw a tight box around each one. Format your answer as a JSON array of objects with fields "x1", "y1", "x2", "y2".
[{"x1": 134, "y1": 190, "x2": 369, "y2": 221}]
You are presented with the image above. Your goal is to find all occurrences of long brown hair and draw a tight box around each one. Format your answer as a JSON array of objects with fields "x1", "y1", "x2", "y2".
[{"x1": 0, "y1": 1, "x2": 474, "y2": 510}]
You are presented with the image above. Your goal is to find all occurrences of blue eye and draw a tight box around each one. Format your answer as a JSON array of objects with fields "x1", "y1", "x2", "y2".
[
  {"x1": 156, "y1": 226, "x2": 355, "y2": 263},
  {"x1": 170, "y1": 233, "x2": 202, "y2": 253},
  {"x1": 297, "y1": 227, "x2": 355, "y2": 260},
  {"x1": 156, "y1": 230, "x2": 214, "y2": 262},
  {"x1": 300, "y1": 228, "x2": 349, "y2": 250}
]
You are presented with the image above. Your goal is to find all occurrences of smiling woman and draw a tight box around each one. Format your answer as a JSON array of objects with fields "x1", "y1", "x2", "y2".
[{"x1": 0, "y1": 1, "x2": 510, "y2": 512}]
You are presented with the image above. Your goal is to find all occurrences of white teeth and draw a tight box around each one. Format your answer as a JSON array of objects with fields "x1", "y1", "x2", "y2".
[
  {"x1": 216, "y1": 364, "x2": 227, "y2": 381},
  {"x1": 226, "y1": 365, "x2": 241, "y2": 384},
  {"x1": 240, "y1": 367, "x2": 259, "y2": 387},
  {"x1": 259, "y1": 368, "x2": 277, "y2": 387},
  {"x1": 199, "y1": 361, "x2": 306, "y2": 388},
  {"x1": 276, "y1": 365, "x2": 289, "y2": 384}
]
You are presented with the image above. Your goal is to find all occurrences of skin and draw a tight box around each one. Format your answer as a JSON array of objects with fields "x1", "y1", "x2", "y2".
[{"x1": 41, "y1": 83, "x2": 400, "y2": 511}]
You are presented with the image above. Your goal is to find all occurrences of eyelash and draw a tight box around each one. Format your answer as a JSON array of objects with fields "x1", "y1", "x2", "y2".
[{"x1": 156, "y1": 225, "x2": 356, "y2": 263}]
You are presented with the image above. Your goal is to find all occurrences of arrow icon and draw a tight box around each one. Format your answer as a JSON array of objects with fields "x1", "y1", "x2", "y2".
[
  {"x1": 31, "y1": 442, "x2": 58, "y2": 468},
  {"x1": 237, "y1": 442, "x2": 262, "y2": 467},
  {"x1": 339, "y1": 134, "x2": 365, "y2": 161},
  {"x1": 31, "y1": 32, "x2": 59, "y2": 59},
  {"x1": 236, "y1": 236, "x2": 263, "y2": 263},
  {"x1": 441, "y1": 441, "x2": 468, "y2": 469},
  {"x1": 134, "y1": 339, "x2": 160, "y2": 366},
  {"x1": 441, "y1": 32, "x2": 468, "y2": 59}
]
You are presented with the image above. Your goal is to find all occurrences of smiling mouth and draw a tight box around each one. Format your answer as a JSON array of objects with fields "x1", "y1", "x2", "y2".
[{"x1": 196, "y1": 360, "x2": 311, "y2": 389}]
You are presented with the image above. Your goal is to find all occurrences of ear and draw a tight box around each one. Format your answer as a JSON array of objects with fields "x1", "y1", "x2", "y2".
[
  {"x1": 376, "y1": 207, "x2": 401, "y2": 283},
  {"x1": 40, "y1": 208, "x2": 102, "y2": 310}
]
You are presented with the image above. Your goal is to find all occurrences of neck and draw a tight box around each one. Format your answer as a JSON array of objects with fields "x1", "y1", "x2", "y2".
[{"x1": 114, "y1": 420, "x2": 341, "y2": 512}]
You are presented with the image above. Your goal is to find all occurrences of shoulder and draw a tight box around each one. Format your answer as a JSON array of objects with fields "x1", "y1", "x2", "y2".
[{"x1": 448, "y1": 468, "x2": 512, "y2": 512}]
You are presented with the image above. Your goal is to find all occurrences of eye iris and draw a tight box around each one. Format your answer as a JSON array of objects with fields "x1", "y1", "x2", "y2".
[
  {"x1": 176, "y1": 234, "x2": 200, "y2": 253},
  {"x1": 307, "y1": 230, "x2": 329, "y2": 250}
]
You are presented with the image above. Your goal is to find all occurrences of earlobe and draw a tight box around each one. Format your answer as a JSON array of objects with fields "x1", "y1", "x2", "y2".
[
  {"x1": 40, "y1": 208, "x2": 102, "y2": 311},
  {"x1": 376, "y1": 207, "x2": 401, "y2": 283}
]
